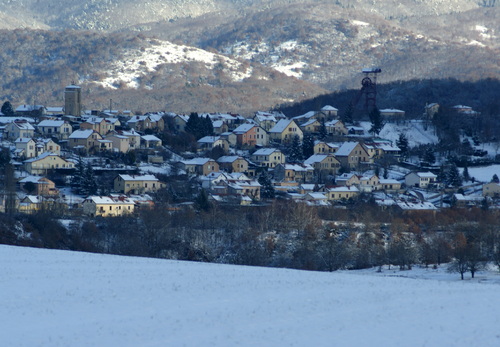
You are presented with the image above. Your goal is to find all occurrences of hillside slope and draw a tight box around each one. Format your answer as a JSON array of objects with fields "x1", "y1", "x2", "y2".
[{"x1": 2, "y1": 245, "x2": 500, "y2": 346}]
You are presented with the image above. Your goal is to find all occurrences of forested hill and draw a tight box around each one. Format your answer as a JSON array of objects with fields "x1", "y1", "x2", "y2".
[{"x1": 278, "y1": 78, "x2": 500, "y2": 118}]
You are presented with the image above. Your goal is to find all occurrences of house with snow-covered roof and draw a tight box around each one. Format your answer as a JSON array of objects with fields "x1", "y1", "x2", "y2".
[
  {"x1": 179, "y1": 158, "x2": 219, "y2": 176},
  {"x1": 379, "y1": 179, "x2": 402, "y2": 192},
  {"x1": 105, "y1": 134, "x2": 130, "y2": 153},
  {"x1": 36, "y1": 119, "x2": 72, "y2": 140},
  {"x1": 4, "y1": 120, "x2": 35, "y2": 140},
  {"x1": 299, "y1": 119, "x2": 322, "y2": 134},
  {"x1": 196, "y1": 136, "x2": 229, "y2": 153},
  {"x1": 14, "y1": 138, "x2": 37, "y2": 158},
  {"x1": 304, "y1": 154, "x2": 341, "y2": 176},
  {"x1": 82, "y1": 195, "x2": 135, "y2": 217},
  {"x1": 335, "y1": 173, "x2": 361, "y2": 187},
  {"x1": 68, "y1": 129, "x2": 103, "y2": 153},
  {"x1": 325, "y1": 119, "x2": 347, "y2": 135},
  {"x1": 335, "y1": 142, "x2": 371, "y2": 169},
  {"x1": 217, "y1": 156, "x2": 249, "y2": 173},
  {"x1": 141, "y1": 135, "x2": 162, "y2": 148},
  {"x1": 251, "y1": 148, "x2": 285, "y2": 168},
  {"x1": 19, "y1": 176, "x2": 58, "y2": 196},
  {"x1": 232, "y1": 123, "x2": 268, "y2": 148},
  {"x1": 327, "y1": 186, "x2": 359, "y2": 201},
  {"x1": 482, "y1": 182, "x2": 500, "y2": 198},
  {"x1": 273, "y1": 163, "x2": 314, "y2": 183},
  {"x1": 253, "y1": 112, "x2": 278, "y2": 131},
  {"x1": 321, "y1": 105, "x2": 338, "y2": 118},
  {"x1": 313, "y1": 141, "x2": 340, "y2": 155},
  {"x1": 23, "y1": 152, "x2": 75, "y2": 175},
  {"x1": 114, "y1": 174, "x2": 165, "y2": 194},
  {"x1": 405, "y1": 172, "x2": 437, "y2": 189},
  {"x1": 268, "y1": 119, "x2": 302, "y2": 144}
]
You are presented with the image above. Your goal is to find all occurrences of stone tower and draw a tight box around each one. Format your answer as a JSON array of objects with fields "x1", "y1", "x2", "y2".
[{"x1": 64, "y1": 84, "x2": 81, "y2": 117}]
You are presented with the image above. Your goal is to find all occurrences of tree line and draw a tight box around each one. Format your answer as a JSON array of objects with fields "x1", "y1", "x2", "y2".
[{"x1": 1, "y1": 198, "x2": 499, "y2": 279}]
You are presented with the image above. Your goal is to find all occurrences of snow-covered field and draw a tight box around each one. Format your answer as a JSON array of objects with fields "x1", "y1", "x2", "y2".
[{"x1": 2, "y1": 245, "x2": 499, "y2": 346}]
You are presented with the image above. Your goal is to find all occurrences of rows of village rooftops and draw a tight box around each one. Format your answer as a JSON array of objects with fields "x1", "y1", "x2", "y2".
[{"x1": 0, "y1": 84, "x2": 498, "y2": 217}]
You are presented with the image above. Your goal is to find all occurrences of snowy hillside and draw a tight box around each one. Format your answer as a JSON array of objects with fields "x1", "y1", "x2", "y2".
[
  {"x1": 359, "y1": 121, "x2": 439, "y2": 147},
  {"x1": 2, "y1": 245, "x2": 499, "y2": 346}
]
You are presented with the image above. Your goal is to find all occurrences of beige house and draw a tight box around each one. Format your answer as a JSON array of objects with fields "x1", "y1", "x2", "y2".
[
  {"x1": 19, "y1": 176, "x2": 59, "y2": 196},
  {"x1": 273, "y1": 163, "x2": 314, "y2": 183},
  {"x1": 36, "y1": 120, "x2": 73, "y2": 139},
  {"x1": 335, "y1": 173, "x2": 360, "y2": 187},
  {"x1": 127, "y1": 114, "x2": 165, "y2": 132},
  {"x1": 226, "y1": 179, "x2": 261, "y2": 201},
  {"x1": 482, "y1": 182, "x2": 500, "y2": 197},
  {"x1": 68, "y1": 129, "x2": 103, "y2": 153},
  {"x1": 114, "y1": 174, "x2": 165, "y2": 194},
  {"x1": 314, "y1": 142, "x2": 339, "y2": 155},
  {"x1": 327, "y1": 186, "x2": 360, "y2": 201},
  {"x1": 180, "y1": 158, "x2": 220, "y2": 176},
  {"x1": 197, "y1": 136, "x2": 229, "y2": 153},
  {"x1": 105, "y1": 134, "x2": 130, "y2": 153},
  {"x1": 335, "y1": 142, "x2": 371, "y2": 169},
  {"x1": 38, "y1": 138, "x2": 61, "y2": 156},
  {"x1": 251, "y1": 148, "x2": 285, "y2": 168},
  {"x1": 325, "y1": 120, "x2": 348, "y2": 136},
  {"x1": 172, "y1": 114, "x2": 189, "y2": 132},
  {"x1": 141, "y1": 135, "x2": 162, "y2": 148},
  {"x1": 300, "y1": 119, "x2": 322, "y2": 134},
  {"x1": 359, "y1": 175, "x2": 380, "y2": 192},
  {"x1": 119, "y1": 130, "x2": 141, "y2": 150},
  {"x1": 268, "y1": 119, "x2": 303, "y2": 144},
  {"x1": 304, "y1": 154, "x2": 341, "y2": 175},
  {"x1": 24, "y1": 152, "x2": 75, "y2": 175},
  {"x1": 253, "y1": 112, "x2": 278, "y2": 131},
  {"x1": 80, "y1": 117, "x2": 119, "y2": 136},
  {"x1": 14, "y1": 138, "x2": 37, "y2": 158},
  {"x1": 217, "y1": 156, "x2": 249, "y2": 173},
  {"x1": 380, "y1": 179, "x2": 402, "y2": 192},
  {"x1": 82, "y1": 196, "x2": 135, "y2": 217}
]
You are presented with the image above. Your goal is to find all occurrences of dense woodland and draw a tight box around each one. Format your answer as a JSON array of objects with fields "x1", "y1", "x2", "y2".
[{"x1": 1, "y1": 199, "x2": 499, "y2": 279}]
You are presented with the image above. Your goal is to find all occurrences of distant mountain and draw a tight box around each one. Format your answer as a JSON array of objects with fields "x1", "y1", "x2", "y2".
[
  {"x1": 0, "y1": 0, "x2": 499, "y2": 113},
  {"x1": 0, "y1": 30, "x2": 327, "y2": 114}
]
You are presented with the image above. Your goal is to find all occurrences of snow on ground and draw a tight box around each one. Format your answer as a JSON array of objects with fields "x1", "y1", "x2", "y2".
[
  {"x1": 358, "y1": 121, "x2": 438, "y2": 147},
  {"x1": 375, "y1": 121, "x2": 439, "y2": 147},
  {"x1": 1, "y1": 245, "x2": 500, "y2": 347},
  {"x1": 464, "y1": 165, "x2": 500, "y2": 183},
  {"x1": 92, "y1": 38, "x2": 252, "y2": 89}
]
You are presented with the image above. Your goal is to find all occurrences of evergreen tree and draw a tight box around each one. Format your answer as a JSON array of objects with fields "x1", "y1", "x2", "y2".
[
  {"x1": 396, "y1": 132, "x2": 409, "y2": 159},
  {"x1": 258, "y1": 170, "x2": 275, "y2": 199},
  {"x1": 369, "y1": 107, "x2": 383, "y2": 135},
  {"x1": 194, "y1": 188, "x2": 211, "y2": 211},
  {"x1": 462, "y1": 164, "x2": 470, "y2": 182},
  {"x1": 287, "y1": 135, "x2": 303, "y2": 162},
  {"x1": 302, "y1": 134, "x2": 315, "y2": 159},
  {"x1": 185, "y1": 112, "x2": 202, "y2": 139},
  {"x1": 492, "y1": 174, "x2": 499, "y2": 183},
  {"x1": 1, "y1": 101, "x2": 15, "y2": 117},
  {"x1": 71, "y1": 157, "x2": 86, "y2": 194},
  {"x1": 446, "y1": 163, "x2": 463, "y2": 187},
  {"x1": 319, "y1": 120, "x2": 327, "y2": 140},
  {"x1": 202, "y1": 115, "x2": 214, "y2": 138},
  {"x1": 421, "y1": 147, "x2": 436, "y2": 166},
  {"x1": 83, "y1": 163, "x2": 98, "y2": 196},
  {"x1": 341, "y1": 102, "x2": 353, "y2": 124}
]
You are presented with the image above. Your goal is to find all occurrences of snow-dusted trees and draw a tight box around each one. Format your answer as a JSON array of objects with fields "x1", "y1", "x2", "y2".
[
  {"x1": 1, "y1": 101, "x2": 14, "y2": 117},
  {"x1": 71, "y1": 157, "x2": 97, "y2": 196},
  {"x1": 286, "y1": 135, "x2": 303, "y2": 162}
]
